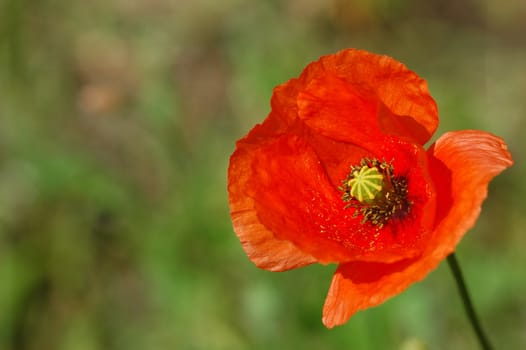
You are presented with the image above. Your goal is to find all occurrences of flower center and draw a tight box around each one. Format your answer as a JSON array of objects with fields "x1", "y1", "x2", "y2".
[
  {"x1": 340, "y1": 158, "x2": 411, "y2": 228},
  {"x1": 346, "y1": 166, "x2": 384, "y2": 203}
]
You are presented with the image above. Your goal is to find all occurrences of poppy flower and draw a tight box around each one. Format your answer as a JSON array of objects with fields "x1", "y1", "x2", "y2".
[{"x1": 227, "y1": 49, "x2": 513, "y2": 328}]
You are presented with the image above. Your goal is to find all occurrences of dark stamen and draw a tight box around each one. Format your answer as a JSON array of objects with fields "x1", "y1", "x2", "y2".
[{"x1": 340, "y1": 158, "x2": 411, "y2": 228}]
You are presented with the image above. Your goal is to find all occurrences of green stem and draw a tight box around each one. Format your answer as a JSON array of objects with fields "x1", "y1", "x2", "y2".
[{"x1": 447, "y1": 253, "x2": 493, "y2": 350}]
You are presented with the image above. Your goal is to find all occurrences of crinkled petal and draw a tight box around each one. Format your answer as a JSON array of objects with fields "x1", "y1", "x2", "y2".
[
  {"x1": 247, "y1": 134, "x2": 363, "y2": 263},
  {"x1": 321, "y1": 49, "x2": 439, "y2": 144},
  {"x1": 322, "y1": 130, "x2": 513, "y2": 327},
  {"x1": 272, "y1": 49, "x2": 438, "y2": 145},
  {"x1": 426, "y1": 130, "x2": 513, "y2": 257},
  {"x1": 228, "y1": 116, "x2": 317, "y2": 271},
  {"x1": 322, "y1": 260, "x2": 416, "y2": 328},
  {"x1": 297, "y1": 74, "x2": 381, "y2": 149}
]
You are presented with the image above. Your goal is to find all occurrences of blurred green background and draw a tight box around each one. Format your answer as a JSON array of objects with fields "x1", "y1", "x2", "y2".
[{"x1": 0, "y1": 0, "x2": 524, "y2": 349}]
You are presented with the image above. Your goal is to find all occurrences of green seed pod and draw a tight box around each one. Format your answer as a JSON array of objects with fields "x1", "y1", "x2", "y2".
[{"x1": 348, "y1": 166, "x2": 384, "y2": 203}]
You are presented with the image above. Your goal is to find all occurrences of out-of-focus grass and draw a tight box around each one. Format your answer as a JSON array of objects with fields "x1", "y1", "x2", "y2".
[{"x1": 0, "y1": 0, "x2": 525, "y2": 349}]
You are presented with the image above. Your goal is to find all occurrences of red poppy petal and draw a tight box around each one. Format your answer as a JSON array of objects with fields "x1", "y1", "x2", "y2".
[
  {"x1": 322, "y1": 260, "x2": 416, "y2": 328},
  {"x1": 426, "y1": 130, "x2": 514, "y2": 257},
  {"x1": 247, "y1": 134, "x2": 360, "y2": 263},
  {"x1": 322, "y1": 130, "x2": 512, "y2": 328},
  {"x1": 229, "y1": 203, "x2": 317, "y2": 271},
  {"x1": 296, "y1": 74, "x2": 382, "y2": 149},
  {"x1": 272, "y1": 49, "x2": 438, "y2": 145},
  {"x1": 228, "y1": 117, "x2": 317, "y2": 271},
  {"x1": 321, "y1": 49, "x2": 439, "y2": 144}
]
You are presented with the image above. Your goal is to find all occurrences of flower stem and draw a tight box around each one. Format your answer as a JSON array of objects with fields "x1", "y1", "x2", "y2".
[{"x1": 447, "y1": 253, "x2": 493, "y2": 350}]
